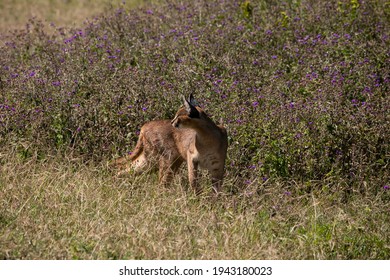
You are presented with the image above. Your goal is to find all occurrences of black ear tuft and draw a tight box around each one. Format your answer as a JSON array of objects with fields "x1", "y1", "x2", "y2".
[
  {"x1": 188, "y1": 94, "x2": 199, "y2": 107},
  {"x1": 181, "y1": 95, "x2": 199, "y2": 119}
]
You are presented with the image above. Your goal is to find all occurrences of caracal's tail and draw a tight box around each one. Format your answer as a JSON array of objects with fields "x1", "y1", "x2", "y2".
[{"x1": 111, "y1": 131, "x2": 146, "y2": 175}]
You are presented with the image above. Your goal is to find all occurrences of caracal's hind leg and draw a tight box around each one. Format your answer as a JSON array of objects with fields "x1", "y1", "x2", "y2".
[
  {"x1": 158, "y1": 158, "x2": 174, "y2": 187},
  {"x1": 158, "y1": 155, "x2": 183, "y2": 187}
]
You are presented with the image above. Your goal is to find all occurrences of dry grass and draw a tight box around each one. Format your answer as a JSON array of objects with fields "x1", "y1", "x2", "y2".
[
  {"x1": 0, "y1": 0, "x2": 155, "y2": 33},
  {"x1": 1, "y1": 151, "x2": 389, "y2": 259}
]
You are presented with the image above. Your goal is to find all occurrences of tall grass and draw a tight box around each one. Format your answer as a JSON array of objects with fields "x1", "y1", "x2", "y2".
[
  {"x1": 1, "y1": 151, "x2": 389, "y2": 259},
  {"x1": 0, "y1": 0, "x2": 389, "y2": 259}
]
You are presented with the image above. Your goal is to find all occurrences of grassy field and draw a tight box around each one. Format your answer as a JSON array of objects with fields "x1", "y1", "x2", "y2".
[
  {"x1": 0, "y1": 0, "x2": 389, "y2": 259},
  {"x1": 1, "y1": 151, "x2": 389, "y2": 259},
  {"x1": 0, "y1": 0, "x2": 155, "y2": 33}
]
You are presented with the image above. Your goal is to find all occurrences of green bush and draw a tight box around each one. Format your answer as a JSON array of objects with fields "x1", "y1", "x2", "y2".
[{"x1": 1, "y1": 0, "x2": 389, "y2": 192}]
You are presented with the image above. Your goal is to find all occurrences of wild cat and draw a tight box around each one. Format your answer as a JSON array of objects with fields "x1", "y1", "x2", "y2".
[{"x1": 114, "y1": 94, "x2": 228, "y2": 194}]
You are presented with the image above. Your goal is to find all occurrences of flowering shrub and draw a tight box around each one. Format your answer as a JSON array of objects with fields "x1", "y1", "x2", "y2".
[{"x1": 0, "y1": 0, "x2": 388, "y2": 191}]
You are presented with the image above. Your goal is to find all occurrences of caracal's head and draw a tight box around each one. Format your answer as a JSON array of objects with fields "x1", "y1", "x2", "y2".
[{"x1": 171, "y1": 94, "x2": 204, "y2": 128}]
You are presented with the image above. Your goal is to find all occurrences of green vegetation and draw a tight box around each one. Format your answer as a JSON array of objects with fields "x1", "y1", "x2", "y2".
[{"x1": 0, "y1": 0, "x2": 389, "y2": 259}]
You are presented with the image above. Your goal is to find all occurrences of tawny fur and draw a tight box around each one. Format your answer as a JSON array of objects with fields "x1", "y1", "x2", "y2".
[{"x1": 113, "y1": 95, "x2": 228, "y2": 194}]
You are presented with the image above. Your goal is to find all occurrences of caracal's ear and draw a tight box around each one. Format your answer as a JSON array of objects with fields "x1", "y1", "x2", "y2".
[
  {"x1": 181, "y1": 95, "x2": 191, "y2": 113},
  {"x1": 182, "y1": 94, "x2": 199, "y2": 117},
  {"x1": 188, "y1": 93, "x2": 199, "y2": 107}
]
